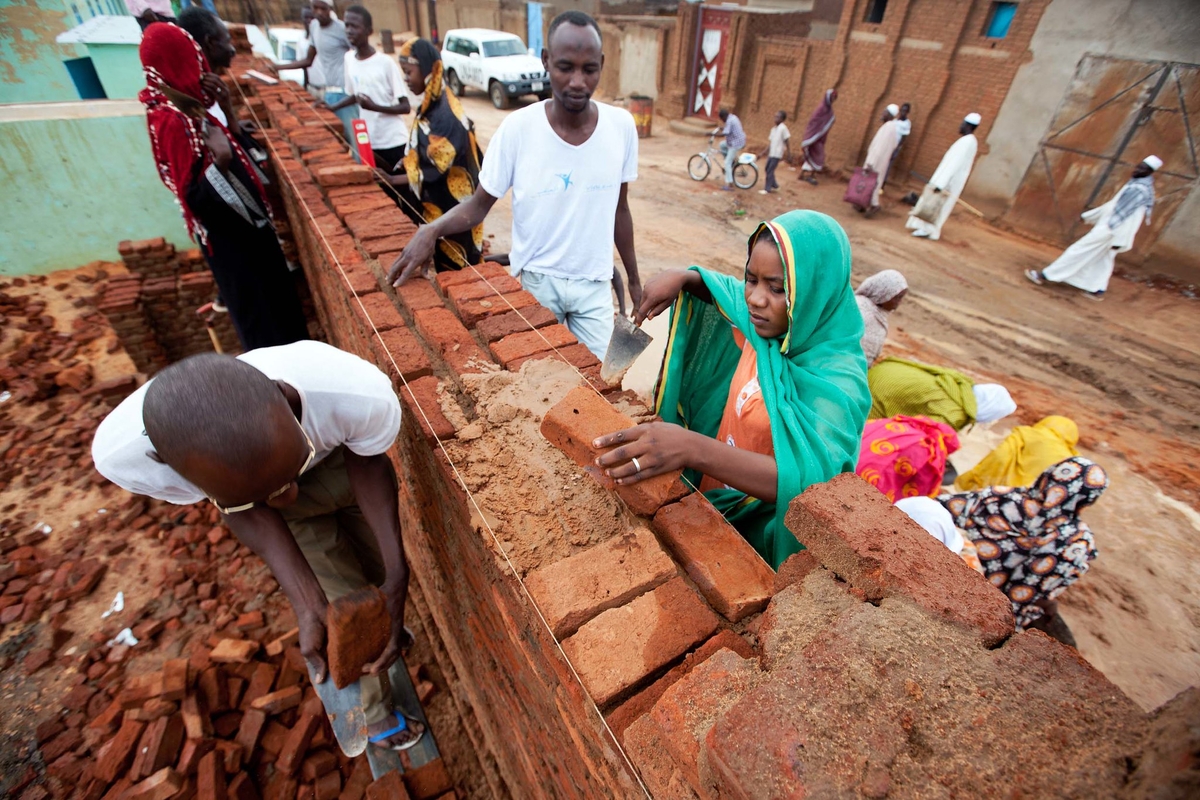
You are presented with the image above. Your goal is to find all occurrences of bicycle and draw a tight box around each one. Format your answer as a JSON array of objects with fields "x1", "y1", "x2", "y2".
[{"x1": 687, "y1": 134, "x2": 759, "y2": 190}]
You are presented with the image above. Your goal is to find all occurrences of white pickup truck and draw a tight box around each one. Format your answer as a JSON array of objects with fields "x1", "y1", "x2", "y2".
[{"x1": 440, "y1": 28, "x2": 550, "y2": 109}]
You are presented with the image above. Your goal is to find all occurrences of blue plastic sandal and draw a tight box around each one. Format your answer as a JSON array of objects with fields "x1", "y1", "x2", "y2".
[{"x1": 368, "y1": 711, "x2": 424, "y2": 752}]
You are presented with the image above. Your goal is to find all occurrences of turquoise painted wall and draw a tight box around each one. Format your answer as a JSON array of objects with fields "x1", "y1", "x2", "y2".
[
  {"x1": 0, "y1": 102, "x2": 193, "y2": 276},
  {"x1": 88, "y1": 42, "x2": 143, "y2": 98},
  {"x1": 0, "y1": 0, "x2": 85, "y2": 103}
]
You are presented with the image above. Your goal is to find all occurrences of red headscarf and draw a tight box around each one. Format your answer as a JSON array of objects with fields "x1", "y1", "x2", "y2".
[{"x1": 138, "y1": 22, "x2": 267, "y2": 245}]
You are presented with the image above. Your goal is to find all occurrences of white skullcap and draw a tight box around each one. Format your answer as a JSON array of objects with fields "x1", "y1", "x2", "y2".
[
  {"x1": 972, "y1": 383, "x2": 1016, "y2": 423},
  {"x1": 887, "y1": 103, "x2": 900, "y2": 116},
  {"x1": 896, "y1": 497, "x2": 964, "y2": 555},
  {"x1": 964, "y1": 112, "x2": 982, "y2": 126},
  {"x1": 1143, "y1": 155, "x2": 1163, "y2": 171}
]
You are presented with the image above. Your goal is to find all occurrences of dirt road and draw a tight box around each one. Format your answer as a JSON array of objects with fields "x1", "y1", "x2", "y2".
[{"x1": 457, "y1": 93, "x2": 1200, "y2": 711}]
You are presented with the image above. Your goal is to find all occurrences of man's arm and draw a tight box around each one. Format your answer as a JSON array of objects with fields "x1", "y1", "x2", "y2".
[
  {"x1": 343, "y1": 451, "x2": 409, "y2": 675},
  {"x1": 614, "y1": 182, "x2": 641, "y2": 311},
  {"x1": 276, "y1": 43, "x2": 317, "y2": 71},
  {"x1": 357, "y1": 95, "x2": 411, "y2": 115},
  {"x1": 223, "y1": 508, "x2": 332, "y2": 681},
  {"x1": 388, "y1": 185, "x2": 499, "y2": 286}
]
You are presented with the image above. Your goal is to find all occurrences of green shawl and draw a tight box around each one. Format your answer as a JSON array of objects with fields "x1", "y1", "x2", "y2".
[
  {"x1": 867, "y1": 357, "x2": 977, "y2": 430},
  {"x1": 653, "y1": 210, "x2": 870, "y2": 569}
]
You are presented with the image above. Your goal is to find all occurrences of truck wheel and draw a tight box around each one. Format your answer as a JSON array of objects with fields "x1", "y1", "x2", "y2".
[
  {"x1": 489, "y1": 81, "x2": 511, "y2": 110},
  {"x1": 446, "y1": 70, "x2": 464, "y2": 97}
]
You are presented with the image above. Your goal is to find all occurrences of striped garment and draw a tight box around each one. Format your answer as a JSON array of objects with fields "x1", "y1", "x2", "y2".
[{"x1": 1108, "y1": 175, "x2": 1155, "y2": 228}]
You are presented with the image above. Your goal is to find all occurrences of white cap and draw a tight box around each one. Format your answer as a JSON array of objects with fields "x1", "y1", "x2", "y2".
[
  {"x1": 964, "y1": 112, "x2": 982, "y2": 126},
  {"x1": 886, "y1": 103, "x2": 900, "y2": 116},
  {"x1": 972, "y1": 384, "x2": 1016, "y2": 423},
  {"x1": 1143, "y1": 155, "x2": 1163, "y2": 171}
]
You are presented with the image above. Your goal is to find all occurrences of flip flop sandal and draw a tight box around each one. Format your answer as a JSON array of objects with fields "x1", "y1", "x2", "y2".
[{"x1": 368, "y1": 710, "x2": 425, "y2": 752}]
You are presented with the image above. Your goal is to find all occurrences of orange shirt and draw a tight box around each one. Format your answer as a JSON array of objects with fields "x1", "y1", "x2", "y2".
[{"x1": 699, "y1": 330, "x2": 774, "y2": 493}]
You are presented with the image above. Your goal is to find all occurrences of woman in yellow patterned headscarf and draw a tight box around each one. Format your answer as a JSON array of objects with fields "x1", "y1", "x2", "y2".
[
  {"x1": 393, "y1": 37, "x2": 483, "y2": 271},
  {"x1": 954, "y1": 415, "x2": 1080, "y2": 491}
]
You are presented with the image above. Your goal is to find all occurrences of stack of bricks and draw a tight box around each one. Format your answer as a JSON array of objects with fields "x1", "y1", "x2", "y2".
[
  {"x1": 96, "y1": 239, "x2": 239, "y2": 374},
  {"x1": 184, "y1": 75, "x2": 1197, "y2": 799}
]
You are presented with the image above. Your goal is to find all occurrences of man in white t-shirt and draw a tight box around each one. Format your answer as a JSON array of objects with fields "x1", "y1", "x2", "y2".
[
  {"x1": 91, "y1": 342, "x2": 424, "y2": 751},
  {"x1": 757, "y1": 110, "x2": 791, "y2": 195},
  {"x1": 387, "y1": 11, "x2": 641, "y2": 360},
  {"x1": 324, "y1": 5, "x2": 413, "y2": 172},
  {"x1": 276, "y1": 0, "x2": 357, "y2": 141}
]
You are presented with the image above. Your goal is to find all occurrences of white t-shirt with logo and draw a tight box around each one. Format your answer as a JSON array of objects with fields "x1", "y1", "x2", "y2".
[
  {"x1": 344, "y1": 51, "x2": 413, "y2": 150},
  {"x1": 91, "y1": 341, "x2": 402, "y2": 505},
  {"x1": 768, "y1": 123, "x2": 791, "y2": 159},
  {"x1": 479, "y1": 100, "x2": 638, "y2": 282}
]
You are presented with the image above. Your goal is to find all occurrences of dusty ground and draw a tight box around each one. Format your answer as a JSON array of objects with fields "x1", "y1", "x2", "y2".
[{"x1": 457, "y1": 92, "x2": 1200, "y2": 711}]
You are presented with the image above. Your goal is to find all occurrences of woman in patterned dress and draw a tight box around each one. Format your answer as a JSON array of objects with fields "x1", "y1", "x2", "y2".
[
  {"x1": 389, "y1": 37, "x2": 483, "y2": 271},
  {"x1": 939, "y1": 457, "x2": 1107, "y2": 630}
]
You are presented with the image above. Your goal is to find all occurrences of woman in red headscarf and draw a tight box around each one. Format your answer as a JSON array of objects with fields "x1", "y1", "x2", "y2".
[{"x1": 139, "y1": 22, "x2": 307, "y2": 350}]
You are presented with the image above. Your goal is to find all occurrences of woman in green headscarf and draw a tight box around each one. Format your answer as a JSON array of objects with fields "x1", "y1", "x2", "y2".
[{"x1": 594, "y1": 210, "x2": 870, "y2": 569}]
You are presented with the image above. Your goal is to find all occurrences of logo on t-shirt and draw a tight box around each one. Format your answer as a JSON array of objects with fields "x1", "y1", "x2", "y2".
[{"x1": 556, "y1": 172, "x2": 573, "y2": 190}]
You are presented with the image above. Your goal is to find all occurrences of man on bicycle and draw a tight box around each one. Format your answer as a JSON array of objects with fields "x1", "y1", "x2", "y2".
[{"x1": 714, "y1": 108, "x2": 747, "y2": 192}]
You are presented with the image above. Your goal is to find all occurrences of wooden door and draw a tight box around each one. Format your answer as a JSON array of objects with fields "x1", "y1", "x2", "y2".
[{"x1": 688, "y1": 6, "x2": 732, "y2": 120}]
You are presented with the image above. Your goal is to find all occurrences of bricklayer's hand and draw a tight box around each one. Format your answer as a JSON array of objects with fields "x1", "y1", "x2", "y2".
[
  {"x1": 298, "y1": 610, "x2": 329, "y2": 684},
  {"x1": 593, "y1": 421, "x2": 700, "y2": 485},
  {"x1": 389, "y1": 226, "x2": 438, "y2": 287}
]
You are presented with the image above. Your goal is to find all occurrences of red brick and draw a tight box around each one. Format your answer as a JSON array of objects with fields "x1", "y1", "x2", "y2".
[
  {"x1": 434, "y1": 262, "x2": 509, "y2": 290},
  {"x1": 652, "y1": 493, "x2": 774, "y2": 623},
  {"x1": 129, "y1": 713, "x2": 184, "y2": 782},
  {"x1": 475, "y1": 305, "x2": 559, "y2": 343},
  {"x1": 340, "y1": 263, "x2": 380, "y2": 296},
  {"x1": 210, "y1": 639, "x2": 260, "y2": 663},
  {"x1": 540, "y1": 387, "x2": 689, "y2": 516},
  {"x1": 181, "y1": 694, "x2": 214, "y2": 738},
  {"x1": 228, "y1": 773, "x2": 257, "y2": 800},
  {"x1": 453, "y1": 291, "x2": 539, "y2": 327},
  {"x1": 345, "y1": 208, "x2": 417, "y2": 242},
  {"x1": 197, "y1": 750, "x2": 226, "y2": 800},
  {"x1": 161, "y1": 659, "x2": 190, "y2": 701},
  {"x1": 395, "y1": 278, "x2": 444, "y2": 312},
  {"x1": 314, "y1": 165, "x2": 374, "y2": 188},
  {"x1": 773, "y1": 551, "x2": 818, "y2": 594},
  {"x1": 412, "y1": 307, "x2": 492, "y2": 375},
  {"x1": 93, "y1": 717, "x2": 145, "y2": 782},
  {"x1": 276, "y1": 708, "x2": 322, "y2": 775},
  {"x1": 265, "y1": 629, "x2": 299, "y2": 657},
  {"x1": 326, "y1": 587, "x2": 390, "y2": 689},
  {"x1": 241, "y1": 662, "x2": 278, "y2": 709},
  {"x1": 525, "y1": 527, "x2": 676, "y2": 638},
  {"x1": 337, "y1": 758, "x2": 372, "y2": 800},
  {"x1": 621, "y1": 714, "x2": 696, "y2": 800},
  {"x1": 372, "y1": 326, "x2": 433, "y2": 382},
  {"x1": 561, "y1": 577, "x2": 720, "y2": 706},
  {"x1": 235, "y1": 708, "x2": 268, "y2": 758},
  {"x1": 507, "y1": 342, "x2": 600, "y2": 373},
  {"x1": 401, "y1": 758, "x2": 452, "y2": 800},
  {"x1": 176, "y1": 738, "x2": 215, "y2": 775},
  {"x1": 250, "y1": 686, "x2": 302, "y2": 713},
  {"x1": 606, "y1": 629, "x2": 755, "y2": 742},
  {"x1": 300, "y1": 749, "x2": 338, "y2": 781},
  {"x1": 649, "y1": 648, "x2": 764, "y2": 795},
  {"x1": 332, "y1": 194, "x2": 395, "y2": 218},
  {"x1": 124, "y1": 768, "x2": 184, "y2": 800},
  {"x1": 489, "y1": 324, "x2": 577, "y2": 369},
  {"x1": 785, "y1": 474, "x2": 1014, "y2": 647},
  {"x1": 401, "y1": 376, "x2": 457, "y2": 442},
  {"x1": 354, "y1": 293, "x2": 405, "y2": 333},
  {"x1": 313, "y1": 769, "x2": 341, "y2": 800},
  {"x1": 362, "y1": 235, "x2": 416, "y2": 258},
  {"x1": 365, "y1": 771, "x2": 409, "y2": 800},
  {"x1": 214, "y1": 739, "x2": 243, "y2": 773},
  {"x1": 445, "y1": 275, "x2": 522, "y2": 304},
  {"x1": 321, "y1": 235, "x2": 363, "y2": 267}
]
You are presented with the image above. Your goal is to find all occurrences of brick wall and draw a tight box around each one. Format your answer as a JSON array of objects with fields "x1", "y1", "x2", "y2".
[
  {"x1": 663, "y1": 0, "x2": 1051, "y2": 194},
  {"x1": 234, "y1": 60, "x2": 1196, "y2": 798}
]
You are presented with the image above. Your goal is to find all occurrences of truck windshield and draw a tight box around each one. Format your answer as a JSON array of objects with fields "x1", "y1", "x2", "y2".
[{"x1": 482, "y1": 39, "x2": 526, "y2": 58}]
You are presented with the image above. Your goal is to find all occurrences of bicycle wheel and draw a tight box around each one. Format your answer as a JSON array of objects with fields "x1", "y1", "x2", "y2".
[
  {"x1": 733, "y1": 162, "x2": 758, "y2": 190},
  {"x1": 688, "y1": 154, "x2": 711, "y2": 182}
]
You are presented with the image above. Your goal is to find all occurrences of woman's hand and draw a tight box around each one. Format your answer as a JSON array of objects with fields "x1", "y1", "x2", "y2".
[
  {"x1": 204, "y1": 124, "x2": 233, "y2": 171},
  {"x1": 593, "y1": 422, "x2": 702, "y2": 484},
  {"x1": 635, "y1": 269, "x2": 695, "y2": 325},
  {"x1": 201, "y1": 73, "x2": 229, "y2": 105}
]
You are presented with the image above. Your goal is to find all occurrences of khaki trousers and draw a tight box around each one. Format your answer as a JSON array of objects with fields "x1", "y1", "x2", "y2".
[{"x1": 279, "y1": 446, "x2": 389, "y2": 725}]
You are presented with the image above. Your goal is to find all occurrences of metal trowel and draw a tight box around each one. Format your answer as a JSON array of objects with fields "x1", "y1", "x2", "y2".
[
  {"x1": 600, "y1": 316, "x2": 653, "y2": 386},
  {"x1": 306, "y1": 661, "x2": 369, "y2": 757}
]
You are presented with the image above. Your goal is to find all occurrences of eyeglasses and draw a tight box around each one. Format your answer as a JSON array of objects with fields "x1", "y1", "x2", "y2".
[{"x1": 209, "y1": 424, "x2": 316, "y2": 514}]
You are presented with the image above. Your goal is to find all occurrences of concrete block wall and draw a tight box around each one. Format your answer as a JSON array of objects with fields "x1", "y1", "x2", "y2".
[{"x1": 242, "y1": 70, "x2": 1195, "y2": 799}]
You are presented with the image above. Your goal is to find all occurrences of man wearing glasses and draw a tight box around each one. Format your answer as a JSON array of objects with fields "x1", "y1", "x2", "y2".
[{"x1": 91, "y1": 341, "x2": 423, "y2": 750}]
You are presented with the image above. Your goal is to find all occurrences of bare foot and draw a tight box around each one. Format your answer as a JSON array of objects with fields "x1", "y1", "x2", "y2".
[{"x1": 368, "y1": 712, "x2": 425, "y2": 750}]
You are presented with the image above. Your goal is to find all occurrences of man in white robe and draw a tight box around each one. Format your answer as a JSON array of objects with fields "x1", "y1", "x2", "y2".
[
  {"x1": 1025, "y1": 156, "x2": 1160, "y2": 300},
  {"x1": 861, "y1": 107, "x2": 901, "y2": 216},
  {"x1": 907, "y1": 112, "x2": 981, "y2": 240}
]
